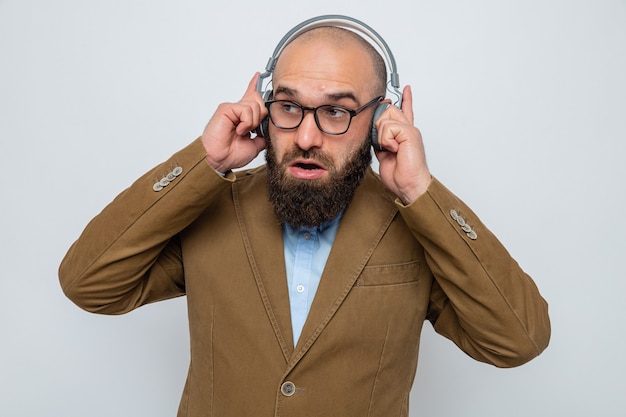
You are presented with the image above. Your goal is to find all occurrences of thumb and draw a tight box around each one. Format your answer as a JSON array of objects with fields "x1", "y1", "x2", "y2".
[{"x1": 400, "y1": 85, "x2": 414, "y2": 125}]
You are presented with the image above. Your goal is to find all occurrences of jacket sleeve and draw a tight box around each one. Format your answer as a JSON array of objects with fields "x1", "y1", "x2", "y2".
[
  {"x1": 59, "y1": 138, "x2": 234, "y2": 315},
  {"x1": 397, "y1": 177, "x2": 550, "y2": 368}
]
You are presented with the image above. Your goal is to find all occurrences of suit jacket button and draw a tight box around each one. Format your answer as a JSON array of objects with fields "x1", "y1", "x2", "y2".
[{"x1": 281, "y1": 381, "x2": 296, "y2": 397}]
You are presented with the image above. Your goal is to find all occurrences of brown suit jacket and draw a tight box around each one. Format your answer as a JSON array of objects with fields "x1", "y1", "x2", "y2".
[{"x1": 59, "y1": 138, "x2": 550, "y2": 417}]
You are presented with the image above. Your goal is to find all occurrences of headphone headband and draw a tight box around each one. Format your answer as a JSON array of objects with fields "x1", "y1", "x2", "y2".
[{"x1": 257, "y1": 14, "x2": 402, "y2": 106}]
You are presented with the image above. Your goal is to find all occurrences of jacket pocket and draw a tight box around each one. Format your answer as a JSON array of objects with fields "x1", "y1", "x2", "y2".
[{"x1": 356, "y1": 259, "x2": 420, "y2": 287}]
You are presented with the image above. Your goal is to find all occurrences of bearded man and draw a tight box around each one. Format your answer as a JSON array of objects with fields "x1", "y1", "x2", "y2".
[{"x1": 59, "y1": 17, "x2": 550, "y2": 417}]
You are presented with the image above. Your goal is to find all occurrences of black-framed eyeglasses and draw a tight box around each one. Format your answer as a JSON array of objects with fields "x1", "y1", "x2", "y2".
[{"x1": 265, "y1": 96, "x2": 383, "y2": 135}]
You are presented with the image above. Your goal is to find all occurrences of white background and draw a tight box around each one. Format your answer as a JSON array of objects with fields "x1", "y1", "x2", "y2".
[{"x1": 1, "y1": 0, "x2": 625, "y2": 416}]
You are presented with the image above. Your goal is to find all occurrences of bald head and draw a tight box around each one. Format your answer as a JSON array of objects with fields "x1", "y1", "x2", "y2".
[{"x1": 275, "y1": 26, "x2": 387, "y2": 99}]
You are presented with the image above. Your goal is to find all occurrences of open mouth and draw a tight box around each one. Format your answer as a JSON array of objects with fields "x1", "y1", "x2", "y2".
[
  {"x1": 296, "y1": 162, "x2": 323, "y2": 170},
  {"x1": 288, "y1": 159, "x2": 328, "y2": 180},
  {"x1": 290, "y1": 158, "x2": 326, "y2": 170}
]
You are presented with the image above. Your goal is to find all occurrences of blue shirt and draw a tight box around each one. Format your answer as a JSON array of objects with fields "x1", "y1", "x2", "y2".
[{"x1": 282, "y1": 215, "x2": 342, "y2": 346}]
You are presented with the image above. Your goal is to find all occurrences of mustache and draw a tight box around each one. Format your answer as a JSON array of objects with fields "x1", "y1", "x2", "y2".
[{"x1": 280, "y1": 147, "x2": 335, "y2": 170}]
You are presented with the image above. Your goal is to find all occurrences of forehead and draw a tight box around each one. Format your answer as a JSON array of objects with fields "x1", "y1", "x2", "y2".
[{"x1": 272, "y1": 33, "x2": 377, "y2": 104}]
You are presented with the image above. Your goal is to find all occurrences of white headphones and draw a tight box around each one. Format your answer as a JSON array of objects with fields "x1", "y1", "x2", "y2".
[{"x1": 256, "y1": 14, "x2": 402, "y2": 151}]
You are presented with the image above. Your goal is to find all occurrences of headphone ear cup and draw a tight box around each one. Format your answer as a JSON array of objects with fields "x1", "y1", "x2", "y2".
[
  {"x1": 256, "y1": 117, "x2": 270, "y2": 138},
  {"x1": 255, "y1": 90, "x2": 273, "y2": 137},
  {"x1": 371, "y1": 103, "x2": 390, "y2": 151}
]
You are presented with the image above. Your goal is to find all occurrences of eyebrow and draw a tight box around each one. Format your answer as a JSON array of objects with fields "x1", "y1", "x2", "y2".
[{"x1": 273, "y1": 86, "x2": 359, "y2": 105}]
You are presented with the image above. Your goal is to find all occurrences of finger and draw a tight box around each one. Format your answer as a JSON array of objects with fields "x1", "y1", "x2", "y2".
[
  {"x1": 234, "y1": 104, "x2": 262, "y2": 136},
  {"x1": 400, "y1": 85, "x2": 414, "y2": 124},
  {"x1": 374, "y1": 119, "x2": 399, "y2": 153},
  {"x1": 243, "y1": 72, "x2": 267, "y2": 127}
]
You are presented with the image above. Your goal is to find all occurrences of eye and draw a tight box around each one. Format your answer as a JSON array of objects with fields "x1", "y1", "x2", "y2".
[
  {"x1": 320, "y1": 106, "x2": 350, "y2": 120},
  {"x1": 279, "y1": 101, "x2": 301, "y2": 115}
]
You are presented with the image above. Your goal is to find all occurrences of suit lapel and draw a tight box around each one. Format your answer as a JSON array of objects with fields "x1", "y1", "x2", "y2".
[
  {"x1": 232, "y1": 168, "x2": 295, "y2": 361},
  {"x1": 288, "y1": 169, "x2": 398, "y2": 368},
  {"x1": 233, "y1": 167, "x2": 399, "y2": 370}
]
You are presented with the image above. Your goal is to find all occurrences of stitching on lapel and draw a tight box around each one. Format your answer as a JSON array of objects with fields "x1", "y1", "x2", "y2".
[
  {"x1": 232, "y1": 181, "x2": 292, "y2": 362},
  {"x1": 286, "y1": 206, "x2": 398, "y2": 371}
]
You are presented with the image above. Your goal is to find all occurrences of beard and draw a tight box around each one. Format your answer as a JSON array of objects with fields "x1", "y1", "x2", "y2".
[{"x1": 265, "y1": 132, "x2": 373, "y2": 228}]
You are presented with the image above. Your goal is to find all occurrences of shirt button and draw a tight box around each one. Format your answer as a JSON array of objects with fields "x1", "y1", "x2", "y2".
[
  {"x1": 281, "y1": 381, "x2": 296, "y2": 397},
  {"x1": 296, "y1": 285, "x2": 305, "y2": 293},
  {"x1": 303, "y1": 232, "x2": 311, "y2": 240}
]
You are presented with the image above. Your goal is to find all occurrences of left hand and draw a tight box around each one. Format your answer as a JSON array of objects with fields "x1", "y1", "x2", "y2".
[{"x1": 375, "y1": 85, "x2": 432, "y2": 205}]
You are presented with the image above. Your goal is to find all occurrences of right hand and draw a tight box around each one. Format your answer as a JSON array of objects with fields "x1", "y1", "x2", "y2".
[{"x1": 201, "y1": 73, "x2": 268, "y2": 173}]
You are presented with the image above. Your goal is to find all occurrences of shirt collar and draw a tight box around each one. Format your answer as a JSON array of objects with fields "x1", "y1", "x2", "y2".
[{"x1": 283, "y1": 211, "x2": 344, "y2": 235}]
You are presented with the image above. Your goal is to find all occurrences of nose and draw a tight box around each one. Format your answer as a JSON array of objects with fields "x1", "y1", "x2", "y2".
[{"x1": 293, "y1": 111, "x2": 323, "y2": 151}]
